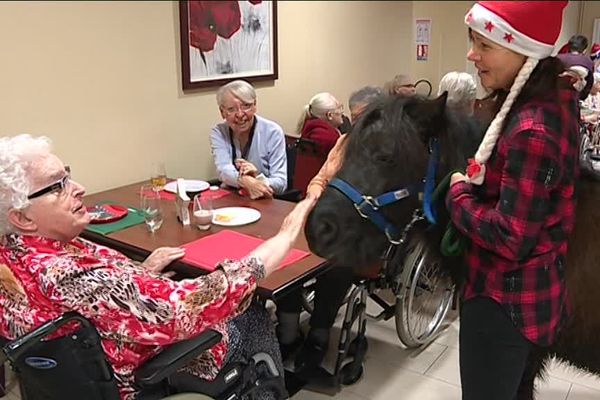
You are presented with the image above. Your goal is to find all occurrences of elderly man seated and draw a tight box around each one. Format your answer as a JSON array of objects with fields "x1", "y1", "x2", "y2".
[
  {"x1": 210, "y1": 80, "x2": 287, "y2": 200},
  {"x1": 0, "y1": 134, "x2": 314, "y2": 399},
  {"x1": 384, "y1": 74, "x2": 417, "y2": 97}
]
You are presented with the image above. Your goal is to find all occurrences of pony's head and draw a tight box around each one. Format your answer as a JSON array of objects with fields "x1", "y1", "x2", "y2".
[{"x1": 305, "y1": 94, "x2": 482, "y2": 269}]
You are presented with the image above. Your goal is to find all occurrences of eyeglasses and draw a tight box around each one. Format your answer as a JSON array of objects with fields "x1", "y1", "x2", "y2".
[
  {"x1": 222, "y1": 102, "x2": 255, "y2": 115},
  {"x1": 330, "y1": 104, "x2": 344, "y2": 115},
  {"x1": 27, "y1": 166, "x2": 72, "y2": 200}
]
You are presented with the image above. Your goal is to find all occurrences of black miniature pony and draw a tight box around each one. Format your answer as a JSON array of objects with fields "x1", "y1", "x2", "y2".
[{"x1": 305, "y1": 94, "x2": 600, "y2": 398}]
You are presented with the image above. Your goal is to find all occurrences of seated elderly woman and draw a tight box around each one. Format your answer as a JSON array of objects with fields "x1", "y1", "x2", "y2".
[
  {"x1": 437, "y1": 71, "x2": 477, "y2": 115},
  {"x1": 296, "y1": 92, "x2": 344, "y2": 154},
  {"x1": 0, "y1": 135, "x2": 314, "y2": 399},
  {"x1": 210, "y1": 80, "x2": 287, "y2": 200}
]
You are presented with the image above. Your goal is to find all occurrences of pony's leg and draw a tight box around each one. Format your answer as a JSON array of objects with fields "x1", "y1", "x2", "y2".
[{"x1": 514, "y1": 349, "x2": 548, "y2": 400}]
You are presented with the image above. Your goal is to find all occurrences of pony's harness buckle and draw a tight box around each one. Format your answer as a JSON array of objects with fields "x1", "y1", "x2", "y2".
[{"x1": 354, "y1": 196, "x2": 378, "y2": 218}]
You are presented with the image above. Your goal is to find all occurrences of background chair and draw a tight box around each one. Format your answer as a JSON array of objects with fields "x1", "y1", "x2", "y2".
[
  {"x1": 289, "y1": 138, "x2": 329, "y2": 198},
  {"x1": 0, "y1": 312, "x2": 285, "y2": 400}
]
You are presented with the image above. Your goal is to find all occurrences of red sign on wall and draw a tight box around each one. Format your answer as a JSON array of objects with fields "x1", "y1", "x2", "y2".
[{"x1": 417, "y1": 44, "x2": 429, "y2": 61}]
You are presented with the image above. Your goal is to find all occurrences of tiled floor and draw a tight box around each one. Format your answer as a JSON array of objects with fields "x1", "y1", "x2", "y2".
[
  {"x1": 292, "y1": 295, "x2": 600, "y2": 400},
  {"x1": 4, "y1": 295, "x2": 600, "y2": 400}
]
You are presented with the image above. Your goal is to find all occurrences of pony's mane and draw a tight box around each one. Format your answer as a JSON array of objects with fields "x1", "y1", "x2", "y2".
[{"x1": 343, "y1": 95, "x2": 484, "y2": 184}]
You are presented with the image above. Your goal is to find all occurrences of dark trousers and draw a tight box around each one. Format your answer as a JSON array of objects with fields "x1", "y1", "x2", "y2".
[
  {"x1": 277, "y1": 265, "x2": 355, "y2": 330},
  {"x1": 460, "y1": 297, "x2": 543, "y2": 400}
]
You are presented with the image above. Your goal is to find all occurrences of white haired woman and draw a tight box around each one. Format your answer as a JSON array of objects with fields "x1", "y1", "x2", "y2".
[
  {"x1": 210, "y1": 80, "x2": 287, "y2": 200},
  {"x1": 0, "y1": 135, "x2": 315, "y2": 399},
  {"x1": 296, "y1": 92, "x2": 344, "y2": 154},
  {"x1": 437, "y1": 71, "x2": 477, "y2": 115},
  {"x1": 446, "y1": 2, "x2": 578, "y2": 399}
]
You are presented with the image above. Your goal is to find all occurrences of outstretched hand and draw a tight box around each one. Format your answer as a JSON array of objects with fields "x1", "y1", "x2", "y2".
[
  {"x1": 279, "y1": 196, "x2": 318, "y2": 241},
  {"x1": 249, "y1": 196, "x2": 318, "y2": 277},
  {"x1": 142, "y1": 247, "x2": 185, "y2": 277}
]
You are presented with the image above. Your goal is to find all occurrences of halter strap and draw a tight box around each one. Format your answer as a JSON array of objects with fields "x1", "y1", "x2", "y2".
[
  {"x1": 327, "y1": 137, "x2": 441, "y2": 245},
  {"x1": 329, "y1": 178, "x2": 423, "y2": 244}
]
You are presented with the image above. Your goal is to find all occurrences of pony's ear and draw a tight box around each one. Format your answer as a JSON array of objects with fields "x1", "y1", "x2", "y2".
[
  {"x1": 432, "y1": 91, "x2": 448, "y2": 113},
  {"x1": 405, "y1": 92, "x2": 447, "y2": 140}
]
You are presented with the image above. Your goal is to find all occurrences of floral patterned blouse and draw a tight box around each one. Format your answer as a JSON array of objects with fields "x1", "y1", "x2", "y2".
[{"x1": 0, "y1": 233, "x2": 265, "y2": 399}]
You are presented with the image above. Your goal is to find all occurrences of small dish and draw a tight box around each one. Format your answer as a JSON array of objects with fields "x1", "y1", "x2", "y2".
[{"x1": 87, "y1": 204, "x2": 129, "y2": 224}]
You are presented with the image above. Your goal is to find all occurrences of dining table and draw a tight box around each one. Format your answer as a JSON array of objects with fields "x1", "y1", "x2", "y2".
[{"x1": 81, "y1": 180, "x2": 330, "y2": 300}]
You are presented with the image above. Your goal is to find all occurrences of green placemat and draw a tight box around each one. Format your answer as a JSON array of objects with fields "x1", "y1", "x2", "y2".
[{"x1": 85, "y1": 204, "x2": 145, "y2": 235}]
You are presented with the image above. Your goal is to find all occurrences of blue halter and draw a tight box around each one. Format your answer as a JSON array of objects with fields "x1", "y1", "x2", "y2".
[{"x1": 328, "y1": 138, "x2": 440, "y2": 244}]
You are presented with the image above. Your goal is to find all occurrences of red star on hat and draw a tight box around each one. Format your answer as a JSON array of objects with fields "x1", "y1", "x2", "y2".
[
  {"x1": 503, "y1": 33, "x2": 514, "y2": 43},
  {"x1": 485, "y1": 21, "x2": 494, "y2": 32},
  {"x1": 466, "y1": 12, "x2": 473, "y2": 23}
]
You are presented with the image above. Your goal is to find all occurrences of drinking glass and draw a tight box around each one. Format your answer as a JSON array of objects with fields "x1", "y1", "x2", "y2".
[
  {"x1": 150, "y1": 162, "x2": 167, "y2": 192},
  {"x1": 192, "y1": 194, "x2": 213, "y2": 231},
  {"x1": 140, "y1": 185, "x2": 163, "y2": 232}
]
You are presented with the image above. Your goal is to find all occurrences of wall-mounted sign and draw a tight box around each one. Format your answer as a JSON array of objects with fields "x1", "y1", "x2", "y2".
[
  {"x1": 417, "y1": 44, "x2": 429, "y2": 61},
  {"x1": 415, "y1": 18, "x2": 431, "y2": 45}
]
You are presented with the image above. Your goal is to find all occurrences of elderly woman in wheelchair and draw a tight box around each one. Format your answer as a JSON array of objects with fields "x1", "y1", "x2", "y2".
[{"x1": 0, "y1": 134, "x2": 315, "y2": 399}]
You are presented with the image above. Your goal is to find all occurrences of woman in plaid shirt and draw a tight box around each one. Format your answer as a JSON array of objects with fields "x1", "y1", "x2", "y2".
[{"x1": 445, "y1": 2, "x2": 580, "y2": 399}]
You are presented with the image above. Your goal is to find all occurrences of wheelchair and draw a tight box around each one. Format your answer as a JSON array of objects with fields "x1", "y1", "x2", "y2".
[
  {"x1": 0, "y1": 312, "x2": 286, "y2": 400},
  {"x1": 297, "y1": 231, "x2": 455, "y2": 394},
  {"x1": 580, "y1": 119, "x2": 600, "y2": 180}
]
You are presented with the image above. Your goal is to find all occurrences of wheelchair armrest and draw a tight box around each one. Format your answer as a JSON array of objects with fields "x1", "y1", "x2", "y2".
[
  {"x1": 1, "y1": 311, "x2": 93, "y2": 364},
  {"x1": 135, "y1": 330, "x2": 222, "y2": 387}
]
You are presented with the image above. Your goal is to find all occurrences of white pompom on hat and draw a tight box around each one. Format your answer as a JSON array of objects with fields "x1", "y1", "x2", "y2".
[{"x1": 464, "y1": 1, "x2": 568, "y2": 185}]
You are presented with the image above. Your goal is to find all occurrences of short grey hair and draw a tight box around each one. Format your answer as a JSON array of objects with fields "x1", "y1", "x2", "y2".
[
  {"x1": 216, "y1": 80, "x2": 257, "y2": 107},
  {"x1": 437, "y1": 72, "x2": 477, "y2": 114},
  {"x1": 0, "y1": 134, "x2": 52, "y2": 236},
  {"x1": 384, "y1": 74, "x2": 413, "y2": 95},
  {"x1": 349, "y1": 86, "x2": 384, "y2": 110}
]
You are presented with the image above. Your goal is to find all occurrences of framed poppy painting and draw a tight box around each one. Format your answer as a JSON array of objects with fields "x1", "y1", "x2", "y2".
[{"x1": 179, "y1": 0, "x2": 278, "y2": 90}]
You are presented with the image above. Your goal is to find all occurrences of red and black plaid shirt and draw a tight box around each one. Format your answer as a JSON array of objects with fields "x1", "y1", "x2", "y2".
[{"x1": 446, "y1": 87, "x2": 579, "y2": 346}]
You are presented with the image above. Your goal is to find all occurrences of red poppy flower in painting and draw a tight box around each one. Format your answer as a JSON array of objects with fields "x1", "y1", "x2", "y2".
[{"x1": 189, "y1": 1, "x2": 242, "y2": 53}]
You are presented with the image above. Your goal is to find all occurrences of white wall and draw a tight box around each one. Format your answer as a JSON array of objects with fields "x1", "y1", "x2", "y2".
[
  {"x1": 0, "y1": 1, "x2": 584, "y2": 194},
  {"x1": 0, "y1": 1, "x2": 413, "y2": 193}
]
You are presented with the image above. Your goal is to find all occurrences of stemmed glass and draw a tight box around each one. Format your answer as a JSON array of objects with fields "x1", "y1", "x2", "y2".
[
  {"x1": 192, "y1": 194, "x2": 213, "y2": 231},
  {"x1": 140, "y1": 185, "x2": 163, "y2": 232}
]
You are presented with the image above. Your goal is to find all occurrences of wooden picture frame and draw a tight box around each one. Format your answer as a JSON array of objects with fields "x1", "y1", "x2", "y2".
[{"x1": 179, "y1": 1, "x2": 278, "y2": 91}]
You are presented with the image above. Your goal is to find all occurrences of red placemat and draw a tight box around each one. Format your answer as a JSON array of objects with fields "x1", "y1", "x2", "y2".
[
  {"x1": 181, "y1": 230, "x2": 310, "y2": 272},
  {"x1": 203, "y1": 188, "x2": 232, "y2": 201}
]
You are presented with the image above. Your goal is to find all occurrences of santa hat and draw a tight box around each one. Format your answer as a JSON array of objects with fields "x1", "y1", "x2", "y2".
[{"x1": 464, "y1": 1, "x2": 567, "y2": 185}]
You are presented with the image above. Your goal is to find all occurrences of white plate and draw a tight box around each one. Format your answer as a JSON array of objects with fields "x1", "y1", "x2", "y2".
[
  {"x1": 212, "y1": 207, "x2": 261, "y2": 227},
  {"x1": 164, "y1": 180, "x2": 210, "y2": 194}
]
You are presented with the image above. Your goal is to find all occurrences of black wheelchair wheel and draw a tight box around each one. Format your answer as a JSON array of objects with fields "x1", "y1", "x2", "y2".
[{"x1": 394, "y1": 239, "x2": 455, "y2": 348}]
